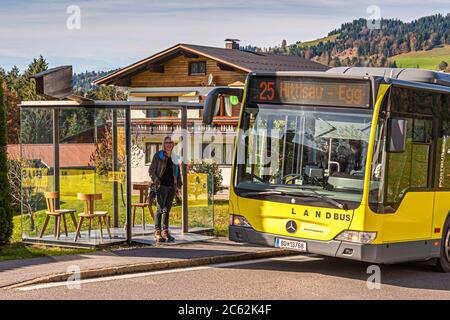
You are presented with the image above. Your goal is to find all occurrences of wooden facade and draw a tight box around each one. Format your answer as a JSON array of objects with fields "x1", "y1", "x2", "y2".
[
  {"x1": 129, "y1": 55, "x2": 248, "y2": 88},
  {"x1": 95, "y1": 43, "x2": 328, "y2": 87}
]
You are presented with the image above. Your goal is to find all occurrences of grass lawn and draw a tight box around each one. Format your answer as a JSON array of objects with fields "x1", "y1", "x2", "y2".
[
  {"x1": 297, "y1": 34, "x2": 339, "y2": 48},
  {"x1": 388, "y1": 45, "x2": 450, "y2": 70},
  {"x1": 0, "y1": 200, "x2": 230, "y2": 262},
  {"x1": 1, "y1": 169, "x2": 230, "y2": 261},
  {"x1": 0, "y1": 215, "x2": 94, "y2": 261}
]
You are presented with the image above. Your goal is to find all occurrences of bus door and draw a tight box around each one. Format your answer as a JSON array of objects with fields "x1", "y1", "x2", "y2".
[
  {"x1": 383, "y1": 115, "x2": 434, "y2": 241},
  {"x1": 434, "y1": 120, "x2": 450, "y2": 237}
]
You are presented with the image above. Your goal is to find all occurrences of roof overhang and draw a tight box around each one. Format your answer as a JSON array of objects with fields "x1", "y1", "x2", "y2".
[
  {"x1": 19, "y1": 100, "x2": 204, "y2": 110},
  {"x1": 94, "y1": 44, "x2": 251, "y2": 86}
]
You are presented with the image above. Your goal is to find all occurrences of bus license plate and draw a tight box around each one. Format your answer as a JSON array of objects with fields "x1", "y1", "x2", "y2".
[{"x1": 275, "y1": 238, "x2": 307, "y2": 252}]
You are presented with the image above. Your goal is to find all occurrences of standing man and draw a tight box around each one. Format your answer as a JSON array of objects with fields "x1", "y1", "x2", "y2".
[{"x1": 149, "y1": 136, "x2": 182, "y2": 242}]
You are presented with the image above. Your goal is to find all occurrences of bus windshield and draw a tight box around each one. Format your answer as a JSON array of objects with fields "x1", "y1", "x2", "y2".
[{"x1": 235, "y1": 104, "x2": 374, "y2": 205}]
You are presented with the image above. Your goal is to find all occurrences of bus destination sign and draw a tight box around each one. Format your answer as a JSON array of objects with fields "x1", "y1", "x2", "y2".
[{"x1": 249, "y1": 77, "x2": 371, "y2": 108}]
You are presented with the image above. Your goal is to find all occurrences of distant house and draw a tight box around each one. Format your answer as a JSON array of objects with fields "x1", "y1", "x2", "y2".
[
  {"x1": 95, "y1": 40, "x2": 329, "y2": 186},
  {"x1": 8, "y1": 143, "x2": 98, "y2": 194},
  {"x1": 7, "y1": 144, "x2": 97, "y2": 169}
]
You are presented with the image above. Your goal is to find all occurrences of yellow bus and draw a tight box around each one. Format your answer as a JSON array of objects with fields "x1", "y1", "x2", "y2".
[{"x1": 204, "y1": 67, "x2": 450, "y2": 271}]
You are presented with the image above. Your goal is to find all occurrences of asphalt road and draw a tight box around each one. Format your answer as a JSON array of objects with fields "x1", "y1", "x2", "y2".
[{"x1": 2, "y1": 254, "x2": 450, "y2": 300}]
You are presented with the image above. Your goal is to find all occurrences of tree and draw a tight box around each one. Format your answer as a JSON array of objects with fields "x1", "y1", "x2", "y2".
[
  {"x1": 1, "y1": 66, "x2": 21, "y2": 144},
  {"x1": 86, "y1": 85, "x2": 127, "y2": 101},
  {"x1": 4, "y1": 84, "x2": 20, "y2": 144},
  {"x1": 7, "y1": 156, "x2": 45, "y2": 231},
  {"x1": 18, "y1": 56, "x2": 52, "y2": 144},
  {"x1": 0, "y1": 79, "x2": 13, "y2": 245},
  {"x1": 90, "y1": 123, "x2": 126, "y2": 176},
  {"x1": 20, "y1": 108, "x2": 53, "y2": 144},
  {"x1": 0, "y1": 68, "x2": 6, "y2": 81},
  {"x1": 2, "y1": 58, "x2": 48, "y2": 144},
  {"x1": 246, "y1": 13, "x2": 450, "y2": 68},
  {"x1": 281, "y1": 40, "x2": 288, "y2": 53},
  {"x1": 17, "y1": 55, "x2": 48, "y2": 101},
  {"x1": 5, "y1": 66, "x2": 20, "y2": 96}
]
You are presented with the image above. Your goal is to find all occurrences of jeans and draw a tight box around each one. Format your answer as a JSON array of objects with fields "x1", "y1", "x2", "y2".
[{"x1": 154, "y1": 185, "x2": 175, "y2": 230}]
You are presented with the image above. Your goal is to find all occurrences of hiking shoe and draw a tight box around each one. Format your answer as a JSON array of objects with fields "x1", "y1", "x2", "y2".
[
  {"x1": 155, "y1": 229, "x2": 166, "y2": 242},
  {"x1": 162, "y1": 229, "x2": 175, "y2": 242}
]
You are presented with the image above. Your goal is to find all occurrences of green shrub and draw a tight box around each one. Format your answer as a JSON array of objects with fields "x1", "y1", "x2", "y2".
[
  {"x1": 0, "y1": 79, "x2": 13, "y2": 245},
  {"x1": 438, "y1": 60, "x2": 448, "y2": 71}
]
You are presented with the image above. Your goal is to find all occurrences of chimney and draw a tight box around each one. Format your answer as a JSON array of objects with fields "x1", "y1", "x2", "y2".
[{"x1": 225, "y1": 38, "x2": 240, "y2": 50}]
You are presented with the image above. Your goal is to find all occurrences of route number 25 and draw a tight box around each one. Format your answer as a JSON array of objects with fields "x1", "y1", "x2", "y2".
[{"x1": 259, "y1": 81, "x2": 275, "y2": 101}]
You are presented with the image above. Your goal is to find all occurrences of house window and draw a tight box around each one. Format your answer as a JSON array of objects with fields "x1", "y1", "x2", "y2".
[
  {"x1": 214, "y1": 96, "x2": 236, "y2": 117},
  {"x1": 145, "y1": 142, "x2": 162, "y2": 164},
  {"x1": 189, "y1": 61, "x2": 206, "y2": 75},
  {"x1": 146, "y1": 97, "x2": 178, "y2": 118}
]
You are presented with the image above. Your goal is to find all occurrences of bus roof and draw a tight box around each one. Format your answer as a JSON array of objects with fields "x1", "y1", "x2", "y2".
[
  {"x1": 326, "y1": 67, "x2": 450, "y2": 88},
  {"x1": 249, "y1": 68, "x2": 450, "y2": 94}
]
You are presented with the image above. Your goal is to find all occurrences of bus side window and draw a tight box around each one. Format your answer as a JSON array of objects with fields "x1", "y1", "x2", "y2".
[
  {"x1": 370, "y1": 88, "x2": 445, "y2": 213},
  {"x1": 385, "y1": 117, "x2": 433, "y2": 205},
  {"x1": 384, "y1": 118, "x2": 413, "y2": 204}
]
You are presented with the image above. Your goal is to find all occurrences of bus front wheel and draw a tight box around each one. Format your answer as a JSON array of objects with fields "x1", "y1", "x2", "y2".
[{"x1": 436, "y1": 218, "x2": 450, "y2": 273}]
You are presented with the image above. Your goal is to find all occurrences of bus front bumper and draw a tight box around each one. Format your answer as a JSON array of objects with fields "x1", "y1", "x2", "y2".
[{"x1": 229, "y1": 225, "x2": 438, "y2": 264}]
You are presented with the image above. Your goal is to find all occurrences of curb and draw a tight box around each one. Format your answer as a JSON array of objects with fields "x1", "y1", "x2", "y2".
[{"x1": 4, "y1": 249, "x2": 297, "y2": 289}]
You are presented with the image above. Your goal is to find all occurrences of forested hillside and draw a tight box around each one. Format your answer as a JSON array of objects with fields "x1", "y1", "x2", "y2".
[
  {"x1": 73, "y1": 70, "x2": 117, "y2": 92},
  {"x1": 245, "y1": 13, "x2": 450, "y2": 69}
]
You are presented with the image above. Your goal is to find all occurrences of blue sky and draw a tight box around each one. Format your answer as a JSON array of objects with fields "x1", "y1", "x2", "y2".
[{"x1": 0, "y1": 0, "x2": 449, "y2": 73}]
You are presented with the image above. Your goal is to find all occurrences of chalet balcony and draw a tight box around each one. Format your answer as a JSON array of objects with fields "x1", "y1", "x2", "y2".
[{"x1": 130, "y1": 117, "x2": 239, "y2": 135}]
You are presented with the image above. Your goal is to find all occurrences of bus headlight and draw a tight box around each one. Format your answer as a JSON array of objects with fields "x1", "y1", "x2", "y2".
[
  {"x1": 230, "y1": 215, "x2": 252, "y2": 228},
  {"x1": 335, "y1": 231, "x2": 377, "y2": 244}
]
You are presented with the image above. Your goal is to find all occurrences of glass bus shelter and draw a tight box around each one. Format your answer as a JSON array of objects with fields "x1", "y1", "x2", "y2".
[{"x1": 19, "y1": 100, "x2": 215, "y2": 248}]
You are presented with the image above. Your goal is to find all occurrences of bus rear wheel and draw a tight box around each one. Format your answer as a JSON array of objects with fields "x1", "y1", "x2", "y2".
[{"x1": 436, "y1": 219, "x2": 450, "y2": 273}]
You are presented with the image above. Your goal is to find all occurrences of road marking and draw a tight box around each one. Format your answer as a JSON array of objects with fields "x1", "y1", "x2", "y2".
[{"x1": 17, "y1": 254, "x2": 320, "y2": 291}]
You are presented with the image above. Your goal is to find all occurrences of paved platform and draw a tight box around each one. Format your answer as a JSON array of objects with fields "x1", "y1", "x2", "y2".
[
  {"x1": 0, "y1": 238, "x2": 294, "y2": 289},
  {"x1": 22, "y1": 224, "x2": 213, "y2": 248},
  {"x1": 128, "y1": 224, "x2": 214, "y2": 246}
]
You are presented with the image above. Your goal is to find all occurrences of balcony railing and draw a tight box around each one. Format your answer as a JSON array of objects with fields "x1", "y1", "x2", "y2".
[{"x1": 130, "y1": 117, "x2": 238, "y2": 135}]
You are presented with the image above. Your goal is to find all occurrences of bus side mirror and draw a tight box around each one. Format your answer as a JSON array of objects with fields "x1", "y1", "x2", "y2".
[
  {"x1": 203, "y1": 88, "x2": 243, "y2": 125},
  {"x1": 386, "y1": 118, "x2": 407, "y2": 153}
]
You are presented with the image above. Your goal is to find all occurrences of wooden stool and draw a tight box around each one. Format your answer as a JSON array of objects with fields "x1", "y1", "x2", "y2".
[
  {"x1": 40, "y1": 192, "x2": 77, "y2": 240},
  {"x1": 131, "y1": 183, "x2": 155, "y2": 230},
  {"x1": 74, "y1": 193, "x2": 111, "y2": 242}
]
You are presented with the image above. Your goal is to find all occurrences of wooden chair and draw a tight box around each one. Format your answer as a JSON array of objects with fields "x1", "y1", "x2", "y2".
[
  {"x1": 40, "y1": 192, "x2": 77, "y2": 240},
  {"x1": 131, "y1": 183, "x2": 155, "y2": 230},
  {"x1": 74, "y1": 193, "x2": 111, "y2": 242}
]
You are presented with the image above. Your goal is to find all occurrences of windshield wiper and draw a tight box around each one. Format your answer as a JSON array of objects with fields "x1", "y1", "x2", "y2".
[
  {"x1": 240, "y1": 190, "x2": 283, "y2": 197},
  {"x1": 240, "y1": 190, "x2": 311, "y2": 198},
  {"x1": 240, "y1": 188, "x2": 348, "y2": 211},
  {"x1": 295, "y1": 187, "x2": 349, "y2": 210}
]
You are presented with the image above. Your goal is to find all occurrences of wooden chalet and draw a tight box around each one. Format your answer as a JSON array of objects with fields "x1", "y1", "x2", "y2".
[{"x1": 94, "y1": 40, "x2": 329, "y2": 186}]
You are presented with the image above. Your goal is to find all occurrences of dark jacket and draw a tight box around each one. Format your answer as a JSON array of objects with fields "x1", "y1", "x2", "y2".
[{"x1": 149, "y1": 150, "x2": 182, "y2": 192}]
